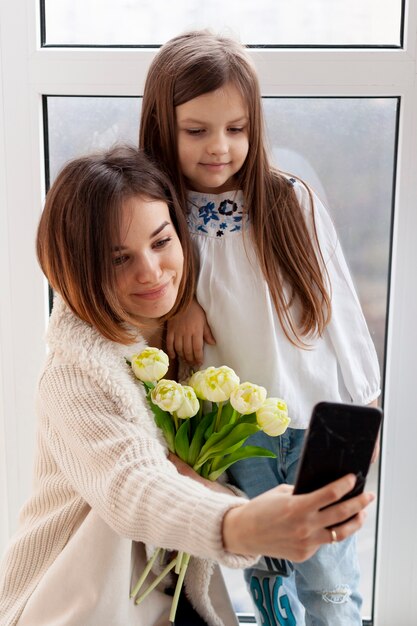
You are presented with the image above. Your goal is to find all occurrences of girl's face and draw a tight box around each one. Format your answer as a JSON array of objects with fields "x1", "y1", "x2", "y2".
[
  {"x1": 175, "y1": 83, "x2": 249, "y2": 194},
  {"x1": 113, "y1": 195, "x2": 184, "y2": 328}
]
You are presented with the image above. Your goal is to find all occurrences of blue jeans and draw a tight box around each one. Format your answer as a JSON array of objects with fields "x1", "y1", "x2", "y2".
[{"x1": 227, "y1": 428, "x2": 363, "y2": 626}]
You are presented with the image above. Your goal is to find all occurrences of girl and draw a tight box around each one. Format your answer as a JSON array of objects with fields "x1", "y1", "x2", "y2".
[
  {"x1": 0, "y1": 146, "x2": 372, "y2": 626},
  {"x1": 139, "y1": 30, "x2": 381, "y2": 626}
]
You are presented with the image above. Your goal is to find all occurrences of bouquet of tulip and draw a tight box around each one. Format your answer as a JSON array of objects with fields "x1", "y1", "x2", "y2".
[{"x1": 127, "y1": 347, "x2": 290, "y2": 622}]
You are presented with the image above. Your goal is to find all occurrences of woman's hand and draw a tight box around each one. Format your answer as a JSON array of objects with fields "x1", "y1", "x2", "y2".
[
  {"x1": 166, "y1": 297, "x2": 215, "y2": 366},
  {"x1": 222, "y1": 474, "x2": 375, "y2": 561},
  {"x1": 168, "y1": 452, "x2": 233, "y2": 495}
]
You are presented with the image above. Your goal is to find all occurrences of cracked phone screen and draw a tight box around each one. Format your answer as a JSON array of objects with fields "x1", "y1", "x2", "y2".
[{"x1": 293, "y1": 401, "x2": 382, "y2": 502}]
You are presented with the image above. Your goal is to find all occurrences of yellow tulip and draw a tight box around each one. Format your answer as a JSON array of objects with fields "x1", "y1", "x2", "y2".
[
  {"x1": 151, "y1": 379, "x2": 184, "y2": 412},
  {"x1": 256, "y1": 398, "x2": 291, "y2": 436},
  {"x1": 200, "y1": 366, "x2": 240, "y2": 403},
  {"x1": 130, "y1": 348, "x2": 169, "y2": 382},
  {"x1": 176, "y1": 385, "x2": 200, "y2": 419},
  {"x1": 230, "y1": 382, "x2": 267, "y2": 415}
]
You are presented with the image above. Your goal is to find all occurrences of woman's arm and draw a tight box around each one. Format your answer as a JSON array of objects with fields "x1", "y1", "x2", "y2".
[
  {"x1": 40, "y1": 365, "x2": 374, "y2": 567},
  {"x1": 39, "y1": 365, "x2": 255, "y2": 568},
  {"x1": 222, "y1": 475, "x2": 374, "y2": 561},
  {"x1": 170, "y1": 452, "x2": 374, "y2": 562}
]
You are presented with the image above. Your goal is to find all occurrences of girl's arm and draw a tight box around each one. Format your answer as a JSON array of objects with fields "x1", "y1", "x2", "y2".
[
  {"x1": 166, "y1": 297, "x2": 216, "y2": 366},
  {"x1": 297, "y1": 182, "x2": 381, "y2": 406},
  {"x1": 367, "y1": 398, "x2": 381, "y2": 462},
  {"x1": 303, "y1": 186, "x2": 382, "y2": 462}
]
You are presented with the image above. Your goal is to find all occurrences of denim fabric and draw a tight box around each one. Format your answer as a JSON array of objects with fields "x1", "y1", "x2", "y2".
[{"x1": 227, "y1": 428, "x2": 363, "y2": 626}]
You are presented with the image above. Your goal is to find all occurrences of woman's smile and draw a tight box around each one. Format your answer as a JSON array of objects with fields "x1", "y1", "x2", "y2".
[
  {"x1": 114, "y1": 196, "x2": 184, "y2": 325},
  {"x1": 131, "y1": 279, "x2": 173, "y2": 300}
]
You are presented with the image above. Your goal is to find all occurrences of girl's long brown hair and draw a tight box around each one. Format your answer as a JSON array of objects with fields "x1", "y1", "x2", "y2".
[
  {"x1": 37, "y1": 145, "x2": 195, "y2": 344},
  {"x1": 140, "y1": 30, "x2": 331, "y2": 345}
]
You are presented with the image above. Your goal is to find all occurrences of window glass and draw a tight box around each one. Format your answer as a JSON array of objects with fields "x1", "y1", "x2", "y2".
[
  {"x1": 43, "y1": 0, "x2": 402, "y2": 47},
  {"x1": 46, "y1": 97, "x2": 140, "y2": 184},
  {"x1": 264, "y1": 97, "x2": 395, "y2": 371},
  {"x1": 46, "y1": 95, "x2": 397, "y2": 618}
]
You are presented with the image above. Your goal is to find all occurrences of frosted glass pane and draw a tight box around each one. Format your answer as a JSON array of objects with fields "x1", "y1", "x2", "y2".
[
  {"x1": 43, "y1": 0, "x2": 402, "y2": 46},
  {"x1": 264, "y1": 97, "x2": 396, "y2": 371},
  {"x1": 46, "y1": 95, "x2": 397, "y2": 619},
  {"x1": 46, "y1": 97, "x2": 140, "y2": 183},
  {"x1": 47, "y1": 95, "x2": 395, "y2": 370}
]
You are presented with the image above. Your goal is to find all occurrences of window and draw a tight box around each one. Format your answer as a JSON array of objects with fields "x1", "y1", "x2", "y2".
[
  {"x1": 1, "y1": 1, "x2": 416, "y2": 624},
  {"x1": 45, "y1": 91, "x2": 399, "y2": 619},
  {"x1": 43, "y1": 0, "x2": 403, "y2": 46}
]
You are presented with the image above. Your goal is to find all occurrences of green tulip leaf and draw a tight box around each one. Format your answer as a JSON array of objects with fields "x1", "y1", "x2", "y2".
[
  {"x1": 174, "y1": 420, "x2": 190, "y2": 463},
  {"x1": 188, "y1": 412, "x2": 215, "y2": 466},
  {"x1": 193, "y1": 423, "x2": 260, "y2": 470},
  {"x1": 238, "y1": 412, "x2": 257, "y2": 425},
  {"x1": 217, "y1": 401, "x2": 236, "y2": 430},
  {"x1": 149, "y1": 400, "x2": 175, "y2": 452},
  {"x1": 203, "y1": 406, "x2": 218, "y2": 440},
  {"x1": 200, "y1": 461, "x2": 211, "y2": 479},
  {"x1": 207, "y1": 446, "x2": 276, "y2": 481}
]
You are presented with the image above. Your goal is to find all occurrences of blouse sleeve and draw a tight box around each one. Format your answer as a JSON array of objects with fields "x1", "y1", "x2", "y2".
[
  {"x1": 37, "y1": 363, "x2": 257, "y2": 569},
  {"x1": 295, "y1": 181, "x2": 381, "y2": 405}
]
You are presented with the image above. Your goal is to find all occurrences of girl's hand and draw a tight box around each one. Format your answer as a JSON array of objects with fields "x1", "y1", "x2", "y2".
[
  {"x1": 168, "y1": 452, "x2": 233, "y2": 495},
  {"x1": 222, "y1": 474, "x2": 375, "y2": 561},
  {"x1": 166, "y1": 297, "x2": 215, "y2": 366}
]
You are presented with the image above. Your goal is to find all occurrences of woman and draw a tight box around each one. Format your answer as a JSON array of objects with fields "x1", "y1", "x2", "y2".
[{"x1": 0, "y1": 146, "x2": 374, "y2": 626}]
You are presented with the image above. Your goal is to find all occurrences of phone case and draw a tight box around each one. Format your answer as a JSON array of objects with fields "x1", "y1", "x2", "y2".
[{"x1": 293, "y1": 401, "x2": 382, "y2": 501}]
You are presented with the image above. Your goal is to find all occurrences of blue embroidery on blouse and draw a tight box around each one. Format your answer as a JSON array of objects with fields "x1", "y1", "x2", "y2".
[
  {"x1": 187, "y1": 191, "x2": 247, "y2": 238},
  {"x1": 198, "y1": 202, "x2": 220, "y2": 225},
  {"x1": 218, "y1": 199, "x2": 238, "y2": 216}
]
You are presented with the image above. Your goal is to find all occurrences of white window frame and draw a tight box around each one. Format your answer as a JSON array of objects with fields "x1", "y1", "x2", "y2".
[{"x1": 1, "y1": 2, "x2": 416, "y2": 623}]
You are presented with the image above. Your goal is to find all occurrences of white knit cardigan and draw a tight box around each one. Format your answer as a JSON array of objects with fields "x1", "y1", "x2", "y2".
[{"x1": 0, "y1": 297, "x2": 257, "y2": 626}]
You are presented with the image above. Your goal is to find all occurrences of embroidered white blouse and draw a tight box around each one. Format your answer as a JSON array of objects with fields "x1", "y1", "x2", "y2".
[{"x1": 187, "y1": 180, "x2": 381, "y2": 429}]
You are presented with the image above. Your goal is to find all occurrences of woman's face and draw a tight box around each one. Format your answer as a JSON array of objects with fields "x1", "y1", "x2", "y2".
[{"x1": 113, "y1": 195, "x2": 184, "y2": 326}]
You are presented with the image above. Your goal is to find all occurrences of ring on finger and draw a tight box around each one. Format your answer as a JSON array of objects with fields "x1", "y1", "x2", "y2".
[{"x1": 329, "y1": 528, "x2": 338, "y2": 544}]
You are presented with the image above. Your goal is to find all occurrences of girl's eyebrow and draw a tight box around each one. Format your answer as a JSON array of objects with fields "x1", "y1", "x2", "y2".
[{"x1": 178, "y1": 117, "x2": 248, "y2": 125}]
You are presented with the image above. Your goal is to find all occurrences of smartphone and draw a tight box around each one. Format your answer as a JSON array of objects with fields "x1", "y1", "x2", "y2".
[{"x1": 293, "y1": 401, "x2": 382, "y2": 509}]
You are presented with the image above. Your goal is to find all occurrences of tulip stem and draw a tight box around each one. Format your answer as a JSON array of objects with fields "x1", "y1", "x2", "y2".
[
  {"x1": 130, "y1": 547, "x2": 161, "y2": 598},
  {"x1": 175, "y1": 551, "x2": 184, "y2": 574},
  {"x1": 169, "y1": 552, "x2": 191, "y2": 623},
  {"x1": 214, "y1": 402, "x2": 224, "y2": 432},
  {"x1": 230, "y1": 409, "x2": 239, "y2": 424},
  {"x1": 135, "y1": 557, "x2": 177, "y2": 605}
]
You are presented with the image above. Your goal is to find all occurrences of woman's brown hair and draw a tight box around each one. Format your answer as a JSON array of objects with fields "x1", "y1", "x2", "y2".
[
  {"x1": 37, "y1": 145, "x2": 195, "y2": 344},
  {"x1": 139, "y1": 30, "x2": 331, "y2": 345}
]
